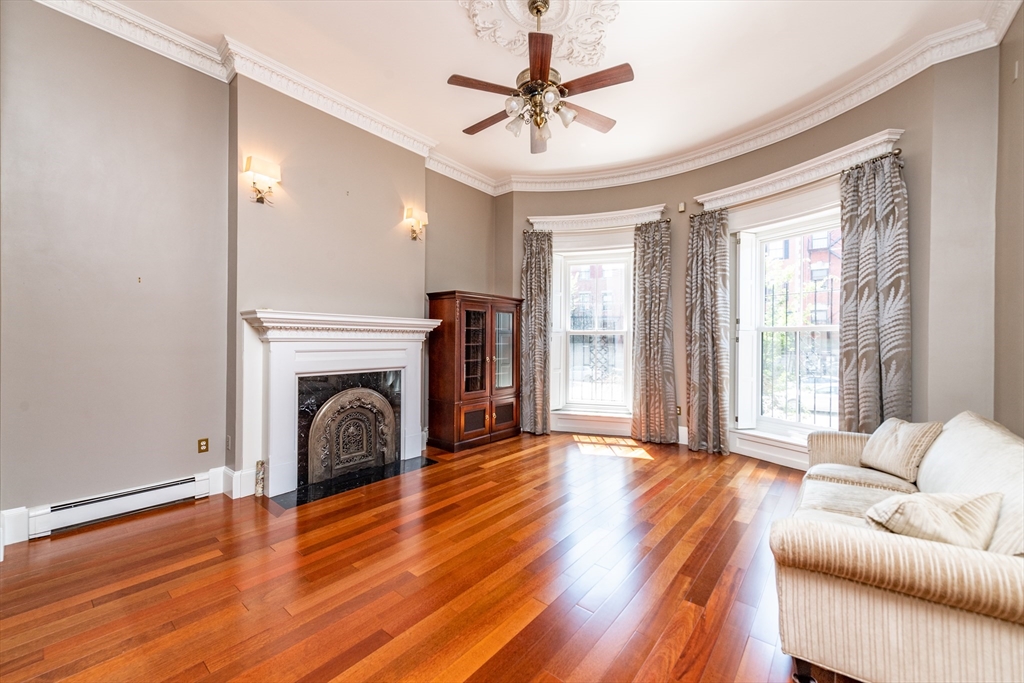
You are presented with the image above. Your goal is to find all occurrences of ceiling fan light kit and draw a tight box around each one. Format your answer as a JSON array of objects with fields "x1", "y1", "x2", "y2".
[{"x1": 448, "y1": 0, "x2": 633, "y2": 154}]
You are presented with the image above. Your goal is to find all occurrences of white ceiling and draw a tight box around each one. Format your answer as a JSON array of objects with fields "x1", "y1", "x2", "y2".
[{"x1": 114, "y1": 0, "x2": 1012, "y2": 187}]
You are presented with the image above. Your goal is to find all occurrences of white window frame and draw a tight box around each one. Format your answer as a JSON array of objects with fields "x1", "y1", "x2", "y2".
[
  {"x1": 559, "y1": 250, "x2": 633, "y2": 414},
  {"x1": 735, "y1": 208, "x2": 841, "y2": 439}
]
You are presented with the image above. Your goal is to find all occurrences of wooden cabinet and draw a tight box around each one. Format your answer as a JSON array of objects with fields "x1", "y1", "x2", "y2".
[{"x1": 427, "y1": 291, "x2": 522, "y2": 452}]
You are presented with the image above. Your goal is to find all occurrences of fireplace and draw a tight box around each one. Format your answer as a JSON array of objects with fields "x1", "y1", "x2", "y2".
[
  {"x1": 239, "y1": 310, "x2": 440, "y2": 497},
  {"x1": 298, "y1": 372, "x2": 401, "y2": 487}
]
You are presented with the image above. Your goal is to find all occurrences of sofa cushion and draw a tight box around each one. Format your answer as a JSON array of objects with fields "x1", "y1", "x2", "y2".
[
  {"x1": 797, "y1": 479, "x2": 897, "y2": 519},
  {"x1": 805, "y1": 463, "x2": 918, "y2": 493},
  {"x1": 865, "y1": 492, "x2": 1004, "y2": 550},
  {"x1": 860, "y1": 417, "x2": 942, "y2": 482},
  {"x1": 792, "y1": 507, "x2": 871, "y2": 529},
  {"x1": 917, "y1": 411, "x2": 1024, "y2": 556}
]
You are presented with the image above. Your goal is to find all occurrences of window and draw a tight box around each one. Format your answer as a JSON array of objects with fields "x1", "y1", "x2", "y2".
[
  {"x1": 737, "y1": 205, "x2": 839, "y2": 436},
  {"x1": 758, "y1": 226, "x2": 841, "y2": 429},
  {"x1": 563, "y1": 254, "x2": 631, "y2": 409}
]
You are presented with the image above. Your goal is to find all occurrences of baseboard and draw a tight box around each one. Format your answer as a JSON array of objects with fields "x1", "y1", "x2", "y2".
[
  {"x1": 219, "y1": 466, "x2": 256, "y2": 499},
  {"x1": 729, "y1": 429, "x2": 809, "y2": 471},
  {"x1": 1, "y1": 467, "x2": 222, "y2": 550},
  {"x1": 421, "y1": 429, "x2": 428, "y2": 452},
  {"x1": 678, "y1": 426, "x2": 689, "y2": 445},
  {"x1": 550, "y1": 411, "x2": 632, "y2": 437}
]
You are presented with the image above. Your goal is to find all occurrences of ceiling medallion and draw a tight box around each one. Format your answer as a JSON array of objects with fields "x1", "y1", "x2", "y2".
[{"x1": 458, "y1": 0, "x2": 620, "y2": 68}]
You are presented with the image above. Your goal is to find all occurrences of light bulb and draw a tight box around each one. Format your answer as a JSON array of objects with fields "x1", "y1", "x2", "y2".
[
  {"x1": 542, "y1": 86, "x2": 560, "y2": 107},
  {"x1": 537, "y1": 120, "x2": 552, "y2": 141},
  {"x1": 505, "y1": 116, "x2": 525, "y2": 137},
  {"x1": 557, "y1": 105, "x2": 577, "y2": 127},
  {"x1": 530, "y1": 121, "x2": 547, "y2": 154},
  {"x1": 504, "y1": 95, "x2": 525, "y2": 117}
]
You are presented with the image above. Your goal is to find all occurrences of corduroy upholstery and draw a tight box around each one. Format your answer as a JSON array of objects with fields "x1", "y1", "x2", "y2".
[{"x1": 772, "y1": 411, "x2": 1024, "y2": 683}]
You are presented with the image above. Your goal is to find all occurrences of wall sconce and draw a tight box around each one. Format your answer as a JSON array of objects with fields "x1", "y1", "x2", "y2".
[
  {"x1": 405, "y1": 207, "x2": 428, "y2": 241},
  {"x1": 244, "y1": 156, "x2": 281, "y2": 205}
]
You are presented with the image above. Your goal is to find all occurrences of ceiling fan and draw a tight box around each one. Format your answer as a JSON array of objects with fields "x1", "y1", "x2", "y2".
[{"x1": 447, "y1": 0, "x2": 634, "y2": 154}]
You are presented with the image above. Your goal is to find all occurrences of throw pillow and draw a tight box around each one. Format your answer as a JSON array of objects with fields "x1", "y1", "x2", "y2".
[
  {"x1": 860, "y1": 418, "x2": 943, "y2": 482},
  {"x1": 865, "y1": 491, "x2": 1005, "y2": 550}
]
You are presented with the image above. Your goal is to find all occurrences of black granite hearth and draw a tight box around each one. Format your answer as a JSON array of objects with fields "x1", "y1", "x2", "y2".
[{"x1": 270, "y1": 456, "x2": 437, "y2": 509}]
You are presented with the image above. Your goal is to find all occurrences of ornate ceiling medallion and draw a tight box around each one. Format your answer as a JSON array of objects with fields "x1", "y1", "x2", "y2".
[{"x1": 458, "y1": 0, "x2": 620, "y2": 67}]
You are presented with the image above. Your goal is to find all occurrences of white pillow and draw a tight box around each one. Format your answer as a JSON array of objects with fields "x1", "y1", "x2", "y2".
[
  {"x1": 860, "y1": 418, "x2": 943, "y2": 482},
  {"x1": 865, "y1": 491, "x2": 1005, "y2": 550}
]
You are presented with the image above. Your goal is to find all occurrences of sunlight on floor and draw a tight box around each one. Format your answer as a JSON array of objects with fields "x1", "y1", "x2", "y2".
[{"x1": 572, "y1": 434, "x2": 653, "y2": 460}]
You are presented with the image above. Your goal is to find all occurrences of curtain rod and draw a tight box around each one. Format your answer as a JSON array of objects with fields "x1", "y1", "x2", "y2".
[{"x1": 845, "y1": 147, "x2": 902, "y2": 173}]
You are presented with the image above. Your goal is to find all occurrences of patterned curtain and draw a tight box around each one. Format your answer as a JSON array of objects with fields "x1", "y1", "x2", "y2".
[
  {"x1": 839, "y1": 153, "x2": 912, "y2": 433},
  {"x1": 521, "y1": 230, "x2": 552, "y2": 434},
  {"x1": 632, "y1": 219, "x2": 678, "y2": 443},
  {"x1": 685, "y1": 209, "x2": 730, "y2": 454}
]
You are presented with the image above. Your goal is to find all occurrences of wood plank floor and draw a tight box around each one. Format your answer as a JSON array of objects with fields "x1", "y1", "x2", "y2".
[{"x1": 0, "y1": 433, "x2": 846, "y2": 683}]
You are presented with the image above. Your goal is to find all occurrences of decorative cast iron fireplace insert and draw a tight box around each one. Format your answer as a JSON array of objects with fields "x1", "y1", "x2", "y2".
[
  {"x1": 308, "y1": 387, "x2": 396, "y2": 482},
  {"x1": 297, "y1": 372, "x2": 401, "y2": 487}
]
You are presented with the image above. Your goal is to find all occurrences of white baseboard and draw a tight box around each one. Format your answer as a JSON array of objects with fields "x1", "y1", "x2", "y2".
[
  {"x1": 219, "y1": 466, "x2": 256, "y2": 499},
  {"x1": 1, "y1": 468, "x2": 221, "y2": 550},
  {"x1": 729, "y1": 429, "x2": 809, "y2": 471},
  {"x1": 421, "y1": 429, "x2": 428, "y2": 452},
  {"x1": 550, "y1": 411, "x2": 632, "y2": 437},
  {"x1": 678, "y1": 426, "x2": 689, "y2": 445}
]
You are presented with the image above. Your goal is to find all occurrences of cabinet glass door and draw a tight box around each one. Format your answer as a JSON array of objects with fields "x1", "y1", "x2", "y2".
[
  {"x1": 494, "y1": 310, "x2": 514, "y2": 390},
  {"x1": 463, "y1": 308, "x2": 487, "y2": 395}
]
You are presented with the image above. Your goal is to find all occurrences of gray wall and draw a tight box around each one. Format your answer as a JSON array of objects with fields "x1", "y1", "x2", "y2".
[
  {"x1": 425, "y1": 170, "x2": 495, "y2": 294},
  {"x1": 226, "y1": 76, "x2": 427, "y2": 470},
  {"x1": 497, "y1": 48, "x2": 1000, "y2": 426},
  {"x1": 995, "y1": 7, "x2": 1024, "y2": 436},
  {"x1": 0, "y1": 1, "x2": 228, "y2": 509}
]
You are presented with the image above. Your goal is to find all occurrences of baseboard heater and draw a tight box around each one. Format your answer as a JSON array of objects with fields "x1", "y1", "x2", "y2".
[{"x1": 28, "y1": 474, "x2": 209, "y2": 538}]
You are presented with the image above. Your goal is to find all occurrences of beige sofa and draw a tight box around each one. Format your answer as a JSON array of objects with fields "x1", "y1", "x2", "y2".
[{"x1": 770, "y1": 411, "x2": 1024, "y2": 683}]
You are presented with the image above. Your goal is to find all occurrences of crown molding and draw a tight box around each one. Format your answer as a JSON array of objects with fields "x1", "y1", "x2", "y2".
[
  {"x1": 36, "y1": 0, "x2": 229, "y2": 80},
  {"x1": 425, "y1": 152, "x2": 500, "y2": 196},
  {"x1": 694, "y1": 129, "x2": 903, "y2": 210},
  {"x1": 219, "y1": 38, "x2": 437, "y2": 158},
  {"x1": 34, "y1": 1, "x2": 437, "y2": 158},
  {"x1": 34, "y1": 0, "x2": 1020, "y2": 193},
  {"x1": 497, "y1": 0, "x2": 1020, "y2": 193},
  {"x1": 527, "y1": 204, "x2": 665, "y2": 232}
]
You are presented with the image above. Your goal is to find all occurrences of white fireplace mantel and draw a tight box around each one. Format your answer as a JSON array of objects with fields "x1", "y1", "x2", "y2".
[{"x1": 239, "y1": 309, "x2": 441, "y2": 497}]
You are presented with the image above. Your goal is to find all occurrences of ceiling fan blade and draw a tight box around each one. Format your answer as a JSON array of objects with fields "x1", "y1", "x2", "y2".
[
  {"x1": 561, "y1": 64, "x2": 634, "y2": 97},
  {"x1": 564, "y1": 102, "x2": 616, "y2": 133},
  {"x1": 529, "y1": 32, "x2": 553, "y2": 83},
  {"x1": 448, "y1": 75, "x2": 516, "y2": 96},
  {"x1": 463, "y1": 110, "x2": 510, "y2": 135}
]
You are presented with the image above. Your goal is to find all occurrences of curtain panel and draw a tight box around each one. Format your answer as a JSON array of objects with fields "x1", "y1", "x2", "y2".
[
  {"x1": 632, "y1": 219, "x2": 679, "y2": 443},
  {"x1": 685, "y1": 209, "x2": 730, "y2": 454},
  {"x1": 521, "y1": 230, "x2": 552, "y2": 435},
  {"x1": 839, "y1": 153, "x2": 912, "y2": 433}
]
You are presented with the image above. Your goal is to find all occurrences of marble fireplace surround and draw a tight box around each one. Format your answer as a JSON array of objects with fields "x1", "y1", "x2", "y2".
[{"x1": 241, "y1": 310, "x2": 440, "y2": 498}]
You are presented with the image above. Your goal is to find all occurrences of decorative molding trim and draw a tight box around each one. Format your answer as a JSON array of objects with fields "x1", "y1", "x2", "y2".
[
  {"x1": 694, "y1": 129, "x2": 903, "y2": 210},
  {"x1": 528, "y1": 204, "x2": 665, "y2": 231},
  {"x1": 426, "y1": 152, "x2": 501, "y2": 196},
  {"x1": 36, "y1": 0, "x2": 228, "y2": 80},
  {"x1": 219, "y1": 38, "x2": 437, "y2": 158},
  {"x1": 1, "y1": 508, "x2": 29, "y2": 547},
  {"x1": 241, "y1": 310, "x2": 441, "y2": 343},
  {"x1": 458, "y1": 0, "x2": 620, "y2": 68},
  {"x1": 498, "y1": 1, "x2": 1018, "y2": 193},
  {"x1": 35, "y1": 0, "x2": 1020, "y2": 194}
]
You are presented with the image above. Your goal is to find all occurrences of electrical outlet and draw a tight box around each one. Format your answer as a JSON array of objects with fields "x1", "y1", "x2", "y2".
[
  {"x1": 198, "y1": 438, "x2": 209, "y2": 453},
  {"x1": 676, "y1": 405, "x2": 682, "y2": 415}
]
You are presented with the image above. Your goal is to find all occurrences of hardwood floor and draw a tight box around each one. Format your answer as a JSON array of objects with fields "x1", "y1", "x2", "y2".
[{"x1": 0, "y1": 433, "x2": 836, "y2": 683}]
